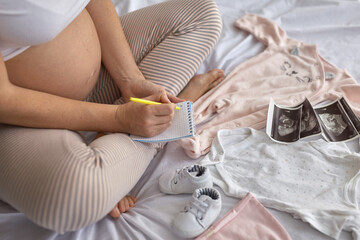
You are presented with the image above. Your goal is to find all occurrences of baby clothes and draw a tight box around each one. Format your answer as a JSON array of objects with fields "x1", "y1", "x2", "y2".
[
  {"x1": 177, "y1": 14, "x2": 360, "y2": 159},
  {"x1": 196, "y1": 192, "x2": 291, "y2": 240},
  {"x1": 200, "y1": 128, "x2": 360, "y2": 239}
]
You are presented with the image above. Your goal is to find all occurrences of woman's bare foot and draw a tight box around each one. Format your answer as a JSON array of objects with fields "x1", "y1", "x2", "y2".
[
  {"x1": 178, "y1": 69, "x2": 225, "y2": 102},
  {"x1": 109, "y1": 195, "x2": 137, "y2": 218}
]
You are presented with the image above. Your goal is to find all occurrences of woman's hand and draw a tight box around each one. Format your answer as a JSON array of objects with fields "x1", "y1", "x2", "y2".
[
  {"x1": 118, "y1": 77, "x2": 183, "y2": 104},
  {"x1": 115, "y1": 92, "x2": 178, "y2": 137}
]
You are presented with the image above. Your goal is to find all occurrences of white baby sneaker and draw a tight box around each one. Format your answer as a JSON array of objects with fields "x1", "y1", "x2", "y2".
[
  {"x1": 172, "y1": 187, "x2": 222, "y2": 238},
  {"x1": 159, "y1": 165, "x2": 213, "y2": 194}
]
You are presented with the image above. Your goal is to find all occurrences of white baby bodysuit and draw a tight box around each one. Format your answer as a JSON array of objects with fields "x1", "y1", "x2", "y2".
[{"x1": 200, "y1": 128, "x2": 360, "y2": 239}]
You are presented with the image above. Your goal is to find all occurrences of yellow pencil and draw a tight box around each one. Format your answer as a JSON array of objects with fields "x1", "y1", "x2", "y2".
[{"x1": 129, "y1": 97, "x2": 181, "y2": 110}]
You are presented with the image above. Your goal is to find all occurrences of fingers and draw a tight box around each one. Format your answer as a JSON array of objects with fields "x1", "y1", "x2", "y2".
[
  {"x1": 144, "y1": 92, "x2": 169, "y2": 103},
  {"x1": 142, "y1": 105, "x2": 174, "y2": 135},
  {"x1": 159, "y1": 92, "x2": 171, "y2": 103},
  {"x1": 149, "y1": 104, "x2": 176, "y2": 116},
  {"x1": 149, "y1": 114, "x2": 174, "y2": 126},
  {"x1": 117, "y1": 96, "x2": 177, "y2": 137},
  {"x1": 144, "y1": 92, "x2": 183, "y2": 105},
  {"x1": 159, "y1": 92, "x2": 185, "y2": 104},
  {"x1": 167, "y1": 93, "x2": 185, "y2": 103},
  {"x1": 133, "y1": 92, "x2": 182, "y2": 111},
  {"x1": 149, "y1": 122, "x2": 172, "y2": 136}
]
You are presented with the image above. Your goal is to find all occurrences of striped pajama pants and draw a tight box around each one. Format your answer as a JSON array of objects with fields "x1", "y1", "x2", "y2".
[{"x1": 0, "y1": 0, "x2": 222, "y2": 234}]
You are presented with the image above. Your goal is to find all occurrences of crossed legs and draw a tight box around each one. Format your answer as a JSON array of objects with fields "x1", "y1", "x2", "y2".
[{"x1": 0, "y1": 0, "x2": 223, "y2": 233}]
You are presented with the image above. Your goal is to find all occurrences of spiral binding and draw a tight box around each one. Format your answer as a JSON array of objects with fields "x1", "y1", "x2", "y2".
[{"x1": 187, "y1": 101, "x2": 195, "y2": 135}]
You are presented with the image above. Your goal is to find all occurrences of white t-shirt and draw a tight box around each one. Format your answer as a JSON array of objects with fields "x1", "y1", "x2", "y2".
[
  {"x1": 0, "y1": 0, "x2": 90, "y2": 61},
  {"x1": 200, "y1": 127, "x2": 360, "y2": 239}
]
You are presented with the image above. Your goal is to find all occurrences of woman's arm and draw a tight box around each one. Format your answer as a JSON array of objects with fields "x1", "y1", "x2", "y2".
[
  {"x1": 0, "y1": 53, "x2": 120, "y2": 132},
  {"x1": 0, "y1": 54, "x2": 175, "y2": 137},
  {"x1": 86, "y1": 0, "x2": 182, "y2": 103},
  {"x1": 0, "y1": 53, "x2": 174, "y2": 136},
  {"x1": 86, "y1": 0, "x2": 144, "y2": 89}
]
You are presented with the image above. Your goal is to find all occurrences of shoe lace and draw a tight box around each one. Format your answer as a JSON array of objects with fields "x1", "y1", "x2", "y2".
[
  {"x1": 173, "y1": 165, "x2": 204, "y2": 184},
  {"x1": 183, "y1": 197, "x2": 209, "y2": 228},
  {"x1": 173, "y1": 168, "x2": 187, "y2": 184}
]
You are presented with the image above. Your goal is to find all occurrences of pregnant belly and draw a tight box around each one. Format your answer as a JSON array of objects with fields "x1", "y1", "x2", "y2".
[{"x1": 5, "y1": 9, "x2": 102, "y2": 100}]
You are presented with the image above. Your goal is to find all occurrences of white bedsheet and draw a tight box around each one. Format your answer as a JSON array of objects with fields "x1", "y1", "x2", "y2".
[{"x1": 1, "y1": 0, "x2": 359, "y2": 239}]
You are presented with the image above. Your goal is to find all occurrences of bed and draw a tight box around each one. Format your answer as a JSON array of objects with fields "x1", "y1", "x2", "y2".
[{"x1": 1, "y1": 0, "x2": 359, "y2": 239}]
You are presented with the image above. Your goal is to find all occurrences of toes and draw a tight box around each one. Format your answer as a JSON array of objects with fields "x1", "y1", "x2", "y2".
[
  {"x1": 129, "y1": 196, "x2": 137, "y2": 204},
  {"x1": 209, "y1": 69, "x2": 225, "y2": 79},
  {"x1": 109, "y1": 196, "x2": 138, "y2": 217},
  {"x1": 207, "y1": 69, "x2": 225, "y2": 89},
  {"x1": 119, "y1": 196, "x2": 137, "y2": 213},
  {"x1": 109, "y1": 206, "x2": 121, "y2": 218},
  {"x1": 119, "y1": 197, "x2": 129, "y2": 213},
  {"x1": 209, "y1": 76, "x2": 224, "y2": 88},
  {"x1": 128, "y1": 197, "x2": 135, "y2": 207}
]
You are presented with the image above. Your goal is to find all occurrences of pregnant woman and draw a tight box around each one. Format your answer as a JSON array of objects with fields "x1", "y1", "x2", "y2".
[{"x1": 0, "y1": 0, "x2": 223, "y2": 233}]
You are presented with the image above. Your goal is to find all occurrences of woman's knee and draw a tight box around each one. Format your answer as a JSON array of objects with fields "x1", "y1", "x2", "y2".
[
  {"x1": 0, "y1": 127, "x2": 106, "y2": 233},
  {"x1": 32, "y1": 171, "x2": 116, "y2": 233},
  {"x1": 0, "y1": 127, "x2": 155, "y2": 233},
  {"x1": 192, "y1": 0, "x2": 223, "y2": 38}
]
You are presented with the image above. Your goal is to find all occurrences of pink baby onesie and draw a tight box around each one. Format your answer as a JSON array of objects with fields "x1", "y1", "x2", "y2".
[
  {"x1": 196, "y1": 193, "x2": 291, "y2": 240},
  {"x1": 178, "y1": 14, "x2": 360, "y2": 159}
]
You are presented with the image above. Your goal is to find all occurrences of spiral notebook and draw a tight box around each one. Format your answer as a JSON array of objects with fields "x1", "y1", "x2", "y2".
[{"x1": 130, "y1": 101, "x2": 195, "y2": 142}]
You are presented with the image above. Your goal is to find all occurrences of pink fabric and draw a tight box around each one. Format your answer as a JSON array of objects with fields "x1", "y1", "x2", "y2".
[
  {"x1": 196, "y1": 193, "x2": 291, "y2": 240},
  {"x1": 177, "y1": 14, "x2": 360, "y2": 159}
]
